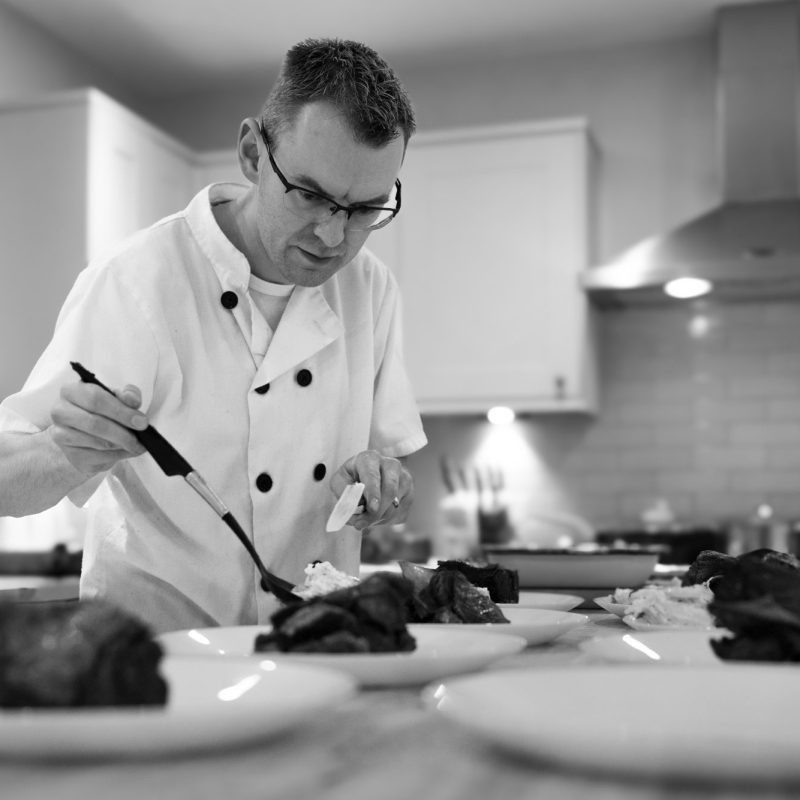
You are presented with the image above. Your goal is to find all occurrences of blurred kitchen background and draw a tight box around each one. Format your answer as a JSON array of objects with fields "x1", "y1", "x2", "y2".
[{"x1": 1, "y1": 0, "x2": 799, "y2": 560}]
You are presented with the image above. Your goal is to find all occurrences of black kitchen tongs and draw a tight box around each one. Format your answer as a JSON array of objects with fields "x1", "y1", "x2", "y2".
[{"x1": 70, "y1": 362, "x2": 302, "y2": 604}]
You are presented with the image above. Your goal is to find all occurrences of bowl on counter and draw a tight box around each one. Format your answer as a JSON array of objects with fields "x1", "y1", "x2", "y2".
[{"x1": 481, "y1": 545, "x2": 659, "y2": 591}]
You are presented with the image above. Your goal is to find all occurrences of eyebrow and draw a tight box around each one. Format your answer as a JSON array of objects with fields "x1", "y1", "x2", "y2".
[{"x1": 291, "y1": 171, "x2": 393, "y2": 207}]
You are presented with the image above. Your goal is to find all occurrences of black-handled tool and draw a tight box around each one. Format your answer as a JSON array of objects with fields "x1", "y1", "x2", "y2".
[{"x1": 70, "y1": 361, "x2": 302, "y2": 604}]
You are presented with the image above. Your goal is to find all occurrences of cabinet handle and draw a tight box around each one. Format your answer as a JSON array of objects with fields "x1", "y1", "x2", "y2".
[{"x1": 554, "y1": 375, "x2": 566, "y2": 399}]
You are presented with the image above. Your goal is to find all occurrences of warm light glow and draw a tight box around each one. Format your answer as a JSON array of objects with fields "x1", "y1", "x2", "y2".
[
  {"x1": 487, "y1": 406, "x2": 515, "y2": 425},
  {"x1": 663, "y1": 277, "x2": 712, "y2": 299}
]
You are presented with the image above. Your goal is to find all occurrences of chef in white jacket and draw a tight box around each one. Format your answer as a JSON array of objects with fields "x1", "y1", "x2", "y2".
[{"x1": 0, "y1": 38, "x2": 427, "y2": 633}]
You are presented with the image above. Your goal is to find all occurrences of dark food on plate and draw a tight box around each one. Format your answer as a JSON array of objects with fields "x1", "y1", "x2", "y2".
[
  {"x1": 434, "y1": 559, "x2": 519, "y2": 603},
  {"x1": 708, "y1": 551, "x2": 800, "y2": 662},
  {"x1": 682, "y1": 548, "x2": 800, "y2": 661},
  {"x1": 0, "y1": 600, "x2": 168, "y2": 708},
  {"x1": 399, "y1": 561, "x2": 509, "y2": 624},
  {"x1": 681, "y1": 547, "x2": 799, "y2": 587},
  {"x1": 254, "y1": 572, "x2": 417, "y2": 654}
]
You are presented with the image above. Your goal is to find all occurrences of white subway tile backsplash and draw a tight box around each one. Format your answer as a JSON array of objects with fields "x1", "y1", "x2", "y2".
[{"x1": 406, "y1": 300, "x2": 800, "y2": 536}]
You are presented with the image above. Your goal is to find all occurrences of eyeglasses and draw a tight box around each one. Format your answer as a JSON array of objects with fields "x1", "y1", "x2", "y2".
[{"x1": 258, "y1": 121, "x2": 401, "y2": 232}]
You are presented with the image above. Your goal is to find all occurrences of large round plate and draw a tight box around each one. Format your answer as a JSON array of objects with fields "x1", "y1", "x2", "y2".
[
  {"x1": 158, "y1": 626, "x2": 526, "y2": 688},
  {"x1": 424, "y1": 665, "x2": 800, "y2": 783},
  {"x1": 579, "y1": 629, "x2": 730, "y2": 664},
  {"x1": 434, "y1": 608, "x2": 587, "y2": 646},
  {"x1": 499, "y1": 591, "x2": 583, "y2": 611},
  {"x1": 0, "y1": 657, "x2": 355, "y2": 760}
]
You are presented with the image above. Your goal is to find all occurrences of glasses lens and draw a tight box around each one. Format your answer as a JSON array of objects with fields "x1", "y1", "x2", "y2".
[
  {"x1": 347, "y1": 207, "x2": 396, "y2": 231},
  {"x1": 281, "y1": 188, "x2": 398, "y2": 231}
]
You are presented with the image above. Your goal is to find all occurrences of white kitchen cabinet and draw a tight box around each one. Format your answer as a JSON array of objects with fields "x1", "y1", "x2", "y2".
[
  {"x1": 369, "y1": 119, "x2": 597, "y2": 414},
  {"x1": 0, "y1": 88, "x2": 195, "y2": 399}
]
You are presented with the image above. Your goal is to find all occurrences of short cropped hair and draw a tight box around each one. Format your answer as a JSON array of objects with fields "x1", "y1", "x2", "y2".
[{"x1": 261, "y1": 38, "x2": 416, "y2": 150}]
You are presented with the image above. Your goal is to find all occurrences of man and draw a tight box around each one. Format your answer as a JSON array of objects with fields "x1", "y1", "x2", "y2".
[{"x1": 0, "y1": 38, "x2": 427, "y2": 632}]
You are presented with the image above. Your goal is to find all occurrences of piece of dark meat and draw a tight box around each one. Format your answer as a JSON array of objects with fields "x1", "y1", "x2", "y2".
[
  {"x1": 707, "y1": 552, "x2": 800, "y2": 662},
  {"x1": 682, "y1": 547, "x2": 800, "y2": 587},
  {"x1": 0, "y1": 599, "x2": 168, "y2": 708},
  {"x1": 406, "y1": 570, "x2": 509, "y2": 624},
  {"x1": 254, "y1": 572, "x2": 416, "y2": 654},
  {"x1": 681, "y1": 550, "x2": 738, "y2": 586},
  {"x1": 434, "y1": 560, "x2": 519, "y2": 603}
]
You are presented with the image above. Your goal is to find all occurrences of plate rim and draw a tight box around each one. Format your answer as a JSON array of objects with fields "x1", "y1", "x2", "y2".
[
  {"x1": 0, "y1": 656, "x2": 357, "y2": 760},
  {"x1": 424, "y1": 664, "x2": 800, "y2": 783}
]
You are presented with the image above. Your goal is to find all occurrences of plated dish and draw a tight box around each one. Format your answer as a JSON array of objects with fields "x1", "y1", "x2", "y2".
[
  {"x1": 424, "y1": 665, "x2": 800, "y2": 783},
  {"x1": 158, "y1": 625, "x2": 527, "y2": 688},
  {"x1": 579, "y1": 629, "x2": 728, "y2": 664},
  {"x1": 593, "y1": 579, "x2": 715, "y2": 630},
  {"x1": 0, "y1": 657, "x2": 355, "y2": 760},
  {"x1": 481, "y1": 546, "x2": 658, "y2": 589},
  {"x1": 430, "y1": 608, "x2": 588, "y2": 646}
]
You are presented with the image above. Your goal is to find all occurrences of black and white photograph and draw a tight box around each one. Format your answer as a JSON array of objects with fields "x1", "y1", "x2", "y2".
[{"x1": 0, "y1": 1, "x2": 798, "y2": 797}]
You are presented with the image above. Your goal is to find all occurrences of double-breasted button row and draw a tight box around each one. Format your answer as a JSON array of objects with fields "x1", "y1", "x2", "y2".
[
  {"x1": 252, "y1": 372, "x2": 312, "y2": 395},
  {"x1": 255, "y1": 464, "x2": 327, "y2": 493}
]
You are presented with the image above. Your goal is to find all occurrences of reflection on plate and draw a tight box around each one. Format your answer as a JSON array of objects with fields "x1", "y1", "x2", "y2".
[
  {"x1": 579, "y1": 629, "x2": 729, "y2": 664},
  {"x1": 0, "y1": 657, "x2": 355, "y2": 761},
  {"x1": 158, "y1": 626, "x2": 527, "y2": 688},
  {"x1": 434, "y1": 608, "x2": 587, "y2": 646},
  {"x1": 499, "y1": 591, "x2": 583, "y2": 611},
  {"x1": 424, "y1": 665, "x2": 800, "y2": 783}
]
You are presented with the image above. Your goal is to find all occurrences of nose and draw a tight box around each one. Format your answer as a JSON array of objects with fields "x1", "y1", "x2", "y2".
[{"x1": 312, "y1": 210, "x2": 347, "y2": 248}]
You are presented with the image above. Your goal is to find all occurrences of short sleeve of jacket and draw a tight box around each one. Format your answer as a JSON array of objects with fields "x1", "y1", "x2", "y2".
[
  {"x1": 366, "y1": 259, "x2": 427, "y2": 458},
  {"x1": 0, "y1": 254, "x2": 160, "y2": 504}
]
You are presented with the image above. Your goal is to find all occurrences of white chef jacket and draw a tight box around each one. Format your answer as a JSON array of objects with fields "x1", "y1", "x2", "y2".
[{"x1": 0, "y1": 183, "x2": 427, "y2": 633}]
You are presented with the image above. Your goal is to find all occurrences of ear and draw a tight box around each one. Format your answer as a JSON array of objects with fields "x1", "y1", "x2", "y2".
[{"x1": 236, "y1": 118, "x2": 262, "y2": 184}]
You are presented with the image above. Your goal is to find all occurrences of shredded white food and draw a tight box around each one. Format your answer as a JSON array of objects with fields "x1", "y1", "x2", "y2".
[
  {"x1": 612, "y1": 578, "x2": 715, "y2": 628},
  {"x1": 295, "y1": 561, "x2": 360, "y2": 599}
]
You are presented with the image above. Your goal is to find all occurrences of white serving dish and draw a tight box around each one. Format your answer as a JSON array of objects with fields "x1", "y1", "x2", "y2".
[{"x1": 482, "y1": 546, "x2": 658, "y2": 589}]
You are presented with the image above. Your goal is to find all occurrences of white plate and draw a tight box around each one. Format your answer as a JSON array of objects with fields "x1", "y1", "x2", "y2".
[
  {"x1": 158, "y1": 626, "x2": 527, "y2": 688},
  {"x1": 592, "y1": 595, "x2": 627, "y2": 616},
  {"x1": 424, "y1": 665, "x2": 800, "y2": 783},
  {"x1": 434, "y1": 608, "x2": 588, "y2": 646},
  {"x1": 0, "y1": 657, "x2": 355, "y2": 761},
  {"x1": 499, "y1": 591, "x2": 584, "y2": 611},
  {"x1": 579, "y1": 629, "x2": 730, "y2": 664}
]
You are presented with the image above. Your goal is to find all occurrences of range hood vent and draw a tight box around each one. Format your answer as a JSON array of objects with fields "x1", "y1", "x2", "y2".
[{"x1": 583, "y1": 2, "x2": 800, "y2": 306}]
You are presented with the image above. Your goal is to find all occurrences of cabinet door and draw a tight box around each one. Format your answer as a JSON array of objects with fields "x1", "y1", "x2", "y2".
[
  {"x1": 87, "y1": 92, "x2": 193, "y2": 262},
  {"x1": 0, "y1": 98, "x2": 90, "y2": 399},
  {"x1": 388, "y1": 124, "x2": 595, "y2": 414}
]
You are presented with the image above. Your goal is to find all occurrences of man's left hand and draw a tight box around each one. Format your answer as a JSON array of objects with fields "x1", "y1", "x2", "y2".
[{"x1": 330, "y1": 450, "x2": 413, "y2": 530}]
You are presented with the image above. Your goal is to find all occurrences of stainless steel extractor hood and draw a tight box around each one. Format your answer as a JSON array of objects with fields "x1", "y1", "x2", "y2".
[{"x1": 583, "y1": 1, "x2": 800, "y2": 306}]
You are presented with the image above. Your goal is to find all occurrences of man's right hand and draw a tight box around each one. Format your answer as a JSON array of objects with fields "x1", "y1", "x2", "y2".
[{"x1": 48, "y1": 380, "x2": 149, "y2": 476}]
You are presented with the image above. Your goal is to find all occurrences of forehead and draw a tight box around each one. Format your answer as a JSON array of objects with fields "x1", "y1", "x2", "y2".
[{"x1": 277, "y1": 102, "x2": 405, "y2": 203}]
